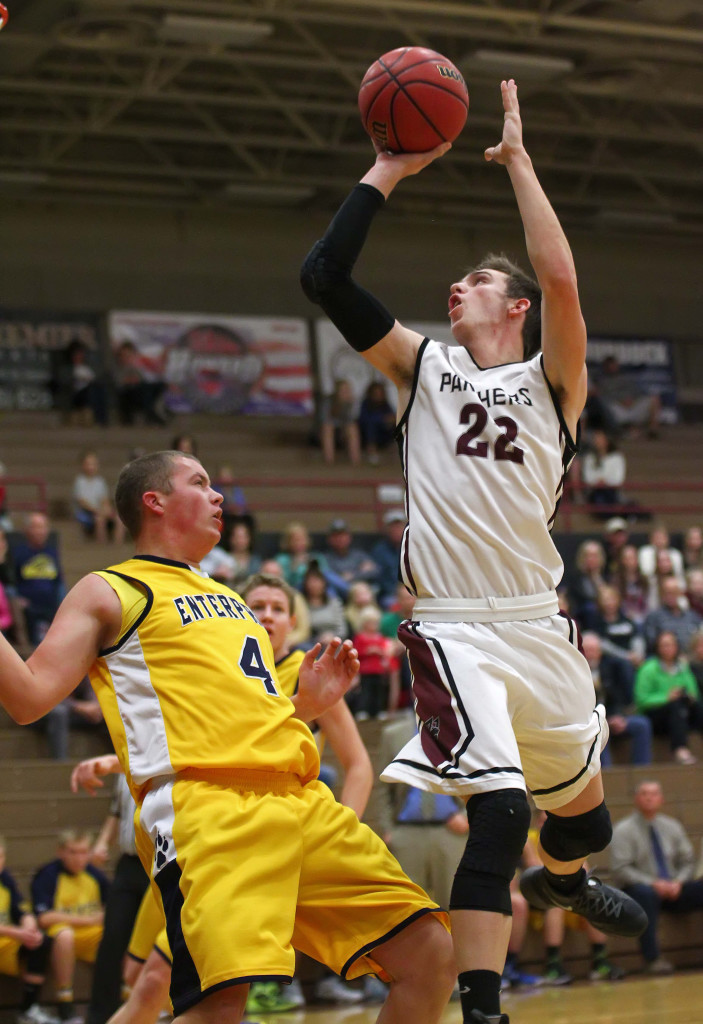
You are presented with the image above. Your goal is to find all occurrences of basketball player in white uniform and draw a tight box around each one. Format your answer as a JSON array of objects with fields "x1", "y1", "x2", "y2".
[{"x1": 302, "y1": 80, "x2": 646, "y2": 1024}]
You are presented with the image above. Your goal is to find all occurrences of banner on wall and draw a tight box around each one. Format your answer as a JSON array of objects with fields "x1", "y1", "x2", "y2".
[
  {"x1": 316, "y1": 323, "x2": 679, "y2": 424},
  {"x1": 586, "y1": 337, "x2": 678, "y2": 424},
  {"x1": 314, "y1": 319, "x2": 454, "y2": 410},
  {"x1": 0, "y1": 310, "x2": 102, "y2": 411},
  {"x1": 108, "y1": 312, "x2": 313, "y2": 415}
]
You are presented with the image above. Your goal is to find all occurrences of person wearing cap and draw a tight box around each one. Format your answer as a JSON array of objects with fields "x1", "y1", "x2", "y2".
[
  {"x1": 602, "y1": 517, "x2": 630, "y2": 579},
  {"x1": 324, "y1": 519, "x2": 378, "y2": 597},
  {"x1": 372, "y1": 511, "x2": 407, "y2": 609}
]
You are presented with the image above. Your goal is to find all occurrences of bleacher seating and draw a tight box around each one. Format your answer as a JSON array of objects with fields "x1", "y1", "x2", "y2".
[{"x1": 0, "y1": 409, "x2": 702, "y2": 1014}]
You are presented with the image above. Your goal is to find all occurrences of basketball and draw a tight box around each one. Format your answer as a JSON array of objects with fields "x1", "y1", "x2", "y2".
[
  {"x1": 359, "y1": 46, "x2": 469, "y2": 153},
  {"x1": 0, "y1": 3, "x2": 8, "y2": 31}
]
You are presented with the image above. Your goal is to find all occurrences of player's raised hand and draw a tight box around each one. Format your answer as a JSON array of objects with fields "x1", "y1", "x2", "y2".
[
  {"x1": 484, "y1": 79, "x2": 524, "y2": 166},
  {"x1": 71, "y1": 753, "x2": 120, "y2": 795},
  {"x1": 362, "y1": 141, "x2": 451, "y2": 198},
  {"x1": 294, "y1": 638, "x2": 360, "y2": 723}
]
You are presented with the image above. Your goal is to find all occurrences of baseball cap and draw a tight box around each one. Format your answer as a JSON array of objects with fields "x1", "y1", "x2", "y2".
[
  {"x1": 605, "y1": 516, "x2": 628, "y2": 534},
  {"x1": 328, "y1": 518, "x2": 349, "y2": 533},
  {"x1": 383, "y1": 508, "x2": 406, "y2": 526}
]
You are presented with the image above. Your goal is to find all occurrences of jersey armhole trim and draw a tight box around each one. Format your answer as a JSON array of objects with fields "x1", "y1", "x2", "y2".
[
  {"x1": 97, "y1": 570, "x2": 154, "y2": 657},
  {"x1": 539, "y1": 354, "x2": 580, "y2": 457},
  {"x1": 395, "y1": 337, "x2": 430, "y2": 438}
]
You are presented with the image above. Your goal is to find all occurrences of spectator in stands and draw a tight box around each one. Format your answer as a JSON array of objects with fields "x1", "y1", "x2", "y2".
[
  {"x1": 568, "y1": 539, "x2": 607, "y2": 630},
  {"x1": 601, "y1": 516, "x2": 630, "y2": 579},
  {"x1": 581, "y1": 430, "x2": 626, "y2": 516},
  {"x1": 113, "y1": 341, "x2": 166, "y2": 426},
  {"x1": 170, "y1": 434, "x2": 197, "y2": 456},
  {"x1": 688, "y1": 630, "x2": 703, "y2": 698},
  {"x1": 37, "y1": 676, "x2": 107, "y2": 761},
  {"x1": 610, "y1": 780, "x2": 703, "y2": 974},
  {"x1": 522, "y1": 812, "x2": 624, "y2": 984},
  {"x1": 592, "y1": 584, "x2": 645, "y2": 668},
  {"x1": 54, "y1": 339, "x2": 109, "y2": 428},
  {"x1": 685, "y1": 568, "x2": 703, "y2": 618},
  {"x1": 300, "y1": 564, "x2": 347, "y2": 644},
  {"x1": 344, "y1": 579, "x2": 381, "y2": 636},
  {"x1": 72, "y1": 451, "x2": 125, "y2": 544},
  {"x1": 682, "y1": 525, "x2": 703, "y2": 572},
  {"x1": 318, "y1": 379, "x2": 361, "y2": 466},
  {"x1": 643, "y1": 577, "x2": 702, "y2": 654},
  {"x1": 380, "y1": 584, "x2": 416, "y2": 708},
  {"x1": 635, "y1": 630, "x2": 703, "y2": 765},
  {"x1": 0, "y1": 836, "x2": 57, "y2": 1024},
  {"x1": 275, "y1": 521, "x2": 328, "y2": 591},
  {"x1": 581, "y1": 632, "x2": 651, "y2": 767},
  {"x1": 32, "y1": 830, "x2": 109, "y2": 1024},
  {"x1": 11, "y1": 513, "x2": 65, "y2": 646},
  {"x1": 593, "y1": 354, "x2": 661, "y2": 440},
  {"x1": 639, "y1": 524, "x2": 685, "y2": 584},
  {"x1": 324, "y1": 518, "x2": 378, "y2": 596},
  {"x1": 351, "y1": 605, "x2": 395, "y2": 720},
  {"x1": 212, "y1": 466, "x2": 254, "y2": 535},
  {"x1": 613, "y1": 543, "x2": 650, "y2": 625},
  {"x1": 371, "y1": 508, "x2": 406, "y2": 609},
  {"x1": 200, "y1": 520, "x2": 261, "y2": 587},
  {"x1": 358, "y1": 381, "x2": 396, "y2": 465}
]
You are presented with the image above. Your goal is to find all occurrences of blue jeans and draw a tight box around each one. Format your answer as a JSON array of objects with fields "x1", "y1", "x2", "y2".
[{"x1": 600, "y1": 714, "x2": 652, "y2": 767}]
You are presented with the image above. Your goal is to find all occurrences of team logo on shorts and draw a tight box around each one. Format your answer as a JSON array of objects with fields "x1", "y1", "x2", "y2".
[
  {"x1": 155, "y1": 832, "x2": 170, "y2": 872},
  {"x1": 424, "y1": 715, "x2": 441, "y2": 739}
]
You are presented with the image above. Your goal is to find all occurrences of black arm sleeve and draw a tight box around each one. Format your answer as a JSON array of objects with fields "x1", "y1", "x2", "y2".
[{"x1": 300, "y1": 183, "x2": 395, "y2": 353}]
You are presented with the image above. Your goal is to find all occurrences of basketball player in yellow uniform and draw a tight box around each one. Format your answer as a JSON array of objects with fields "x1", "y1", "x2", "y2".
[
  {"x1": 72, "y1": 570, "x2": 375, "y2": 1022},
  {"x1": 0, "y1": 450, "x2": 454, "y2": 1024}
]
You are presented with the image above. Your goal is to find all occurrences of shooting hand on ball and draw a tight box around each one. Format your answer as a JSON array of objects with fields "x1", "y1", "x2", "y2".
[
  {"x1": 363, "y1": 141, "x2": 451, "y2": 198},
  {"x1": 484, "y1": 79, "x2": 525, "y2": 167}
]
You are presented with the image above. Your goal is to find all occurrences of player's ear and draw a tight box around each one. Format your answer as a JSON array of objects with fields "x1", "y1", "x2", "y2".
[
  {"x1": 142, "y1": 491, "x2": 165, "y2": 517},
  {"x1": 509, "y1": 297, "x2": 530, "y2": 318}
]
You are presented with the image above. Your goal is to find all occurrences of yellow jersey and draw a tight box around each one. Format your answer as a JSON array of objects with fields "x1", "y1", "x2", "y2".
[
  {"x1": 89, "y1": 556, "x2": 319, "y2": 795},
  {"x1": 275, "y1": 649, "x2": 305, "y2": 699}
]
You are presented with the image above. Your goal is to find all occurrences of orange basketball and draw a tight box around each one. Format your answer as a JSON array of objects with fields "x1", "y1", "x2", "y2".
[{"x1": 359, "y1": 46, "x2": 469, "y2": 153}]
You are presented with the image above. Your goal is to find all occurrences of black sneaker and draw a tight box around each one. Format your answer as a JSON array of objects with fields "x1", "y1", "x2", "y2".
[
  {"x1": 519, "y1": 867, "x2": 647, "y2": 938},
  {"x1": 468, "y1": 1011, "x2": 510, "y2": 1024}
]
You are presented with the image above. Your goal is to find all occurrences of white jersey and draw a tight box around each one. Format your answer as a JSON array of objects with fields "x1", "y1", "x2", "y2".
[{"x1": 398, "y1": 340, "x2": 576, "y2": 601}]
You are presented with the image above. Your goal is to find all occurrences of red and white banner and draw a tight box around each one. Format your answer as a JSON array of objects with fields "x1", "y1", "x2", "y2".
[{"x1": 109, "y1": 311, "x2": 313, "y2": 415}]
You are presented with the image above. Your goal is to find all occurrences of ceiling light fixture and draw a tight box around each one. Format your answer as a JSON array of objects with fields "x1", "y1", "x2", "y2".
[
  {"x1": 156, "y1": 15, "x2": 273, "y2": 47},
  {"x1": 469, "y1": 49, "x2": 574, "y2": 80},
  {"x1": 223, "y1": 183, "x2": 314, "y2": 203}
]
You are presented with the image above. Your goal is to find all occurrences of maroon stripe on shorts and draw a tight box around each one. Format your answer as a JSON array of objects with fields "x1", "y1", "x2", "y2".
[{"x1": 398, "y1": 620, "x2": 467, "y2": 770}]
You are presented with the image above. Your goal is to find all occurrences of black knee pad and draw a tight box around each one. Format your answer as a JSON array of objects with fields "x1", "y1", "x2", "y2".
[
  {"x1": 450, "y1": 788, "x2": 531, "y2": 915},
  {"x1": 539, "y1": 801, "x2": 612, "y2": 862}
]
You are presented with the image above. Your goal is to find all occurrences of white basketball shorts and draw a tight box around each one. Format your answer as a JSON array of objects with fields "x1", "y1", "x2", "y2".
[{"x1": 381, "y1": 613, "x2": 606, "y2": 811}]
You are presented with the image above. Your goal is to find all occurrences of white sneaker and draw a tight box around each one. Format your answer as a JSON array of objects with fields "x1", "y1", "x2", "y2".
[
  {"x1": 17, "y1": 1007, "x2": 61, "y2": 1024},
  {"x1": 286, "y1": 978, "x2": 306, "y2": 1007},
  {"x1": 314, "y1": 975, "x2": 364, "y2": 1004}
]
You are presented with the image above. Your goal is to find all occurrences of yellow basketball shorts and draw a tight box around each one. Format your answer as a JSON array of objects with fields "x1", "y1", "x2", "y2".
[
  {"x1": 0, "y1": 936, "x2": 21, "y2": 976},
  {"x1": 127, "y1": 884, "x2": 169, "y2": 964},
  {"x1": 135, "y1": 771, "x2": 448, "y2": 1015},
  {"x1": 46, "y1": 923, "x2": 103, "y2": 963}
]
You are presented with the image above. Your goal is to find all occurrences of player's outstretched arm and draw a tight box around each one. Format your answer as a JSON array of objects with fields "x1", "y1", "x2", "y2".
[
  {"x1": 316, "y1": 698, "x2": 374, "y2": 818},
  {"x1": 0, "y1": 573, "x2": 121, "y2": 724},
  {"x1": 292, "y1": 637, "x2": 360, "y2": 724},
  {"x1": 486, "y1": 79, "x2": 587, "y2": 430},
  {"x1": 302, "y1": 142, "x2": 449, "y2": 402},
  {"x1": 71, "y1": 754, "x2": 122, "y2": 795}
]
